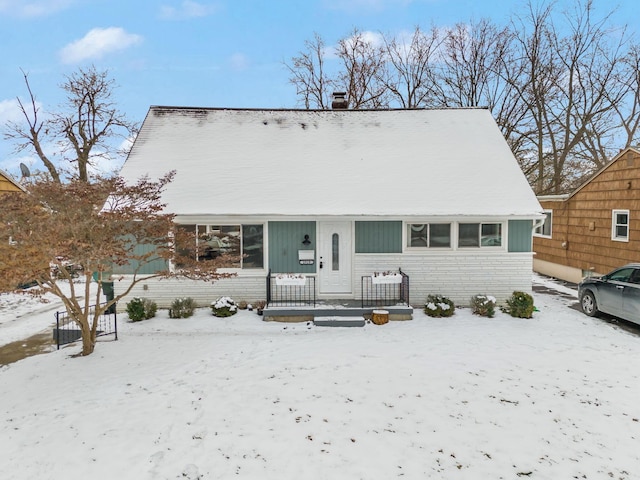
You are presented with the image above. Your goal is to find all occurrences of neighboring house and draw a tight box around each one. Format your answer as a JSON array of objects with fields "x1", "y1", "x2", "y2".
[
  {"x1": 0, "y1": 169, "x2": 25, "y2": 194},
  {"x1": 533, "y1": 147, "x2": 640, "y2": 283},
  {"x1": 115, "y1": 105, "x2": 543, "y2": 310}
]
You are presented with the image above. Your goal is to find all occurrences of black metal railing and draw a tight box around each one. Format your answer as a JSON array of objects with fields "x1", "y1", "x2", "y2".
[
  {"x1": 361, "y1": 269, "x2": 410, "y2": 308},
  {"x1": 266, "y1": 270, "x2": 316, "y2": 307},
  {"x1": 54, "y1": 303, "x2": 118, "y2": 349}
]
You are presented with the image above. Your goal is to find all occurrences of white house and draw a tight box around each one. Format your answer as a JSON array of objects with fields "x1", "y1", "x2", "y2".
[{"x1": 115, "y1": 105, "x2": 543, "y2": 313}]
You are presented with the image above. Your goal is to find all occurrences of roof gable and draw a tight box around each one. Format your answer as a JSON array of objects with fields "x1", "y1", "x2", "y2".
[
  {"x1": 567, "y1": 147, "x2": 640, "y2": 200},
  {"x1": 0, "y1": 169, "x2": 26, "y2": 193},
  {"x1": 119, "y1": 106, "x2": 542, "y2": 218}
]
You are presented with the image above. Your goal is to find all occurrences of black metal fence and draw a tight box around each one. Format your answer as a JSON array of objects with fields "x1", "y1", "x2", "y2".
[
  {"x1": 361, "y1": 269, "x2": 410, "y2": 308},
  {"x1": 266, "y1": 270, "x2": 317, "y2": 307},
  {"x1": 54, "y1": 303, "x2": 118, "y2": 349}
]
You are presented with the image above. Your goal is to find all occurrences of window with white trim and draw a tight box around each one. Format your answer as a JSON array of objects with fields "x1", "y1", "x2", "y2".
[
  {"x1": 458, "y1": 223, "x2": 503, "y2": 247},
  {"x1": 406, "y1": 223, "x2": 451, "y2": 248},
  {"x1": 612, "y1": 210, "x2": 629, "y2": 242},
  {"x1": 534, "y1": 210, "x2": 552, "y2": 238}
]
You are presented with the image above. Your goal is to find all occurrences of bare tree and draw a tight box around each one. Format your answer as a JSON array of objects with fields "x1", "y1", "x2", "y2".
[
  {"x1": 545, "y1": 0, "x2": 628, "y2": 192},
  {"x1": 381, "y1": 26, "x2": 443, "y2": 108},
  {"x1": 286, "y1": 33, "x2": 335, "y2": 109},
  {"x1": 606, "y1": 43, "x2": 640, "y2": 150},
  {"x1": 508, "y1": 0, "x2": 630, "y2": 193},
  {"x1": 335, "y1": 29, "x2": 388, "y2": 109},
  {"x1": 438, "y1": 18, "x2": 513, "y2": 109},
  {"x1": 508, "y1": 2, "x2": 561, "y2": 194},
  {"x1": 0, "y1": 174, "x2": 234, "y2": 356},
  {"x1": 4, "y1": 66, "x2": 137, "y2": 183},
  {"x1": 4, "y1": 69, "x2": 61, "y2": 182}
]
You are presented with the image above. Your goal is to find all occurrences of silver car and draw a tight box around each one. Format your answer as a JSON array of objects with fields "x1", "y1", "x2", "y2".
[{"x1": 578, "y1": 264, "x2": 640, "y2": 325}]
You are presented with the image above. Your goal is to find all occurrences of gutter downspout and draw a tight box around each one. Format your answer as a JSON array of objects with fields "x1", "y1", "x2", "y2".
[{"x1": 532, "y1": 217, "x2": 545, "y2": 232}]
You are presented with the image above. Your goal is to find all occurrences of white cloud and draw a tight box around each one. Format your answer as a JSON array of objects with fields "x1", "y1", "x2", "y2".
[
  {"x1": 358, "y1": 30, "x2": 385, "y2": 47},
  {"x1": 58, "y1": 27, "x2": 143, "y2": 65},
  {"x1": 159, "y1": 1, "x2": 219, "y2": 20},
  {"x1": 86, "y1": 136, "x2": 136, "y2": 177},
  {"x1": 0, "y1": 0, "x2": 74, "y2": 17},
  {"x1": 87, "y1": 150, "x2": 126, "y2": 178},
  {"x1": 229, "y1": 53, "x2": 249, "y2": 71},
  {"x1": 326, "y1": 30, "x2": 384, "y2": 59},
  {"x1": 0, "y1": 98, "x2": 27, "y2": 124}
]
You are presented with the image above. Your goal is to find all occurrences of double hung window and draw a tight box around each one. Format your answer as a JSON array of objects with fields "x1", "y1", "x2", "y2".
[{"x1": 612, "y1": 210, "x2": 629, "y2": 242}]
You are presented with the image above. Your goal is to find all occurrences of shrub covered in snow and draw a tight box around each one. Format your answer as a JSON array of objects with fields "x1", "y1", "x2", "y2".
[
  {"x1": 126, "y1": 297, "x2": 157, "y2": 322},
  {"x1": 211, "y1": 296, "x2": 238, "y2": 317},
  {"x1": 471, "y1": 294, "x2": 496, "y2": 318},
  {"x1": 169, "y1": 297, "x2": 197, "y2": 318},
  {"x1": 424, "y1": 294, "x2": 455, "y2": 317},
  {"x1": 502, "y1": 291, "x2": 534, "y2": 318}
]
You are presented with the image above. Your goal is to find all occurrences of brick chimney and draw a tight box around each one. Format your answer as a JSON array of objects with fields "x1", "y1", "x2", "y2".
[{"x1": 331, "y1": 92, "x2": 348, "y2": 109}]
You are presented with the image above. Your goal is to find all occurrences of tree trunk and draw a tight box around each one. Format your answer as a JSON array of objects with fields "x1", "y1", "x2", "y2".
[
  {"x1": 76, "y1": 314, "x2": 96, "y2": 356},
  {"x1": 80, "y1": 324, "x2": 96, "y2": 356}
]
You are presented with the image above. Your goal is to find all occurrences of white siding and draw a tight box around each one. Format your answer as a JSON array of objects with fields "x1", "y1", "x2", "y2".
[
  {"x1": 354, "y1": 252, "x2": 534, "y2": 306},
  {"x1": 112, "y1": 275, "x2": 265, "y2": 312},
  {"x1": 113, "y1": 253, "x2": 533, "y2": 311}
]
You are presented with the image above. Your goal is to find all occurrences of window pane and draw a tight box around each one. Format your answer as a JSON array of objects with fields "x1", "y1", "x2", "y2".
[
  {"x1": 429, "y1": 224, "x2": 451, "y2": 247},
  {"x1": 535, "y1": 212, "x2": 552, "y2": 236},
  {"x1": 542, "y1": 212, "x2": 552, "y2": 236},
  {"x1": 616, "y1": 225, "x2": 628, "y2": 238},
  {"x1": 612, "y1": 211, "x2": 630, "y2": 241},
  {"x1": 197, "y1": 224, "x2": 215, "y2": 261},
  {"x1": 481, "y1": 224, "x2": 502, "y2": 246},
  {"x1": 174, "y1": 224, "x2": 197, "y2": 266},
  {"x1": 242, "y1": 224, "x2": 264, "y2": 269},
  {"x1": 332, "y1": 233, "x2": 339, "y2": 270},
  {"x1": 459, "y1": 223, "x2": 479, "y2": 247},
  {"x1": 208, "y1": 225, "x2": 241, "y2": 267},
  {"x1": 408, "y1": 224, "x2": 428, "y2": 247}
]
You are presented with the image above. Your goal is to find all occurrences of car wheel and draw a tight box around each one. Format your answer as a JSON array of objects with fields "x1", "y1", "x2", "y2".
[{"x1": 580, "y1": 291, "x2": 598, "y2": 317}]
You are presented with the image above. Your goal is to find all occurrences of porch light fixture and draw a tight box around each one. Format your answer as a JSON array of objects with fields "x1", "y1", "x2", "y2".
[{"x1": 302, "y1": 234, "x2": 311, "y2": 245}]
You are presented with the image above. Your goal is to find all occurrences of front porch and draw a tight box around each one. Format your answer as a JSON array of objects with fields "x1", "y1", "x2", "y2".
[{"x1": 264, "y1": 269, "x2": 413, "y2": 322}]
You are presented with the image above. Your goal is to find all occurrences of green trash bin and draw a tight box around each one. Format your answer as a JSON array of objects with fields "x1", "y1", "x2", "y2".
[
  {"x1": 102, "y1": 281, "x2": 115, "y2": 314},
  {"x1": 93, "y1": 272, "x2": 115, "y2": 313}
]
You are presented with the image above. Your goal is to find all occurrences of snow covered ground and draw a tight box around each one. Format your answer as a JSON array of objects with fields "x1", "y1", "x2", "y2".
[{"x1": 1, "y1": 276, "x2": 639, "y2": 480}]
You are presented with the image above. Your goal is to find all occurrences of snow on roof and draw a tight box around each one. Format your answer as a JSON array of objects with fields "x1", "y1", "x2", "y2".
[{"x1": 119, "y1": 106, "x2": 543, "y2": 218}]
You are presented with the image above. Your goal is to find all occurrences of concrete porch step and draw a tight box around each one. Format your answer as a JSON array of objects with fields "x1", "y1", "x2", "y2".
[
  {"x1": 263, "y1": 305, "x2": 413, "y2": 322},
  {"x1": 264, "y1": 306, "x2": 412, "y2": 316},
  {"x1": 313, "y1": 316, "x2": 366, "y2": 327}
]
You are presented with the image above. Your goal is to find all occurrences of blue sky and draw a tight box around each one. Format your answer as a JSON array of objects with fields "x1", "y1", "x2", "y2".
[{"x1": 0, "y1": 0, "x2": 635, "y2": 177}]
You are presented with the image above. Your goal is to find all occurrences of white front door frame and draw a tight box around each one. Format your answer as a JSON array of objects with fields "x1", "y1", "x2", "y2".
[{"x1": 317, "y1": 221, "x2": 353, "y2": 296}]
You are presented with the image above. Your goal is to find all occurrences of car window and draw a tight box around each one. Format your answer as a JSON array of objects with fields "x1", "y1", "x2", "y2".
[
  {"x1": 608, "y1": 267, "x2": 635, "y2": 282},
  {"x1": 630, "y1": 269, "x2": 640, "y2": 284}
]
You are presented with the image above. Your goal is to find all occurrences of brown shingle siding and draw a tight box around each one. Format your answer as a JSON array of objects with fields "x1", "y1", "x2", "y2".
[{"x1": 534, "y1": 147, "x2": 640, "y2": 278}]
